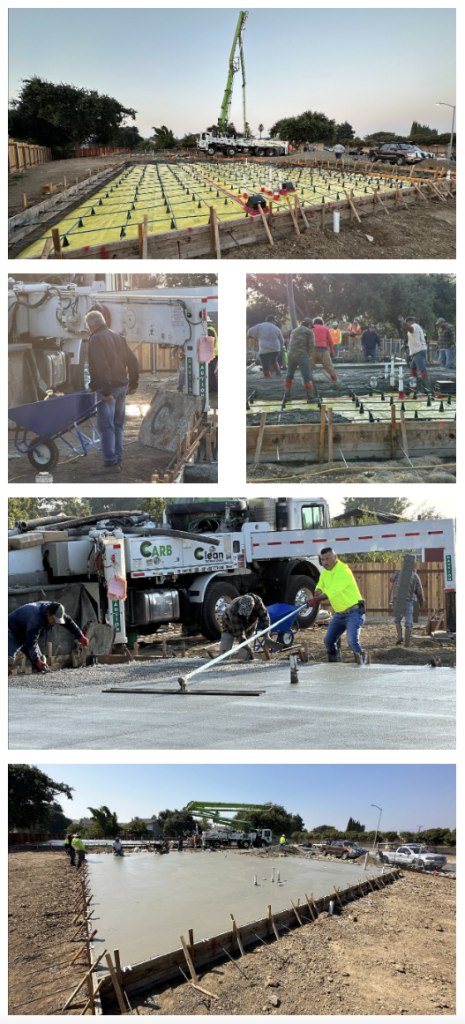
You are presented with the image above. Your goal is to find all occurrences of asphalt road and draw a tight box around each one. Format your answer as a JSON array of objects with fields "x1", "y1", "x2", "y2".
[{"x1": 8, "y1": 662, "x2": 455, "y2": 750}]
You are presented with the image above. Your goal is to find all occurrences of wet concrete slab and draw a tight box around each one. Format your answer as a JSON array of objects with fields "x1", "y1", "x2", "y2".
[
  {"x1": 8, "y1": 663, "x2": 455, "y2": 750},
  {"x1": 88, "y1": 851, "x2": 384, "y2": 967}
]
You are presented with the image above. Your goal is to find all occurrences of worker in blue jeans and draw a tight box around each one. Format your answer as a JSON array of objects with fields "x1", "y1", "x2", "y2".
[
  {"x1": 85, "y1": 309, "x2": 139, "y2": 475},
  {"x1": 306, "y1": 547, "x2": 366, "y2": 664}
]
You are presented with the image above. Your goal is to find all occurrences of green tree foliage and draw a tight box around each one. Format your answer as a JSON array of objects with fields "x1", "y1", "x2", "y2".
[
  {"x1": 340, "y1": 497, "x2": 413, "y2": 517},
  {"x1": 87, "y1": 805, "x2": 120, "y2": 838},
  {"x1": 346, "y1": 817, "x2": 365, "y2": 833},
  {"x1": 233, "y1": 803, "x2": 305, "y2": 837},
  {"x1": 179, "y1": 133, "x2": 197, "y2": 148},
  {"x1": 383, "y1": 831, "x2": 400, "y2": 842},
  {"x1": 8, "y1": 764, "x2": 74, "y2": 831},
  {"x1": 126, "y1": 818, "x2": 150, "y2": 835},
  {"x1": 48, "y1": 802, "x2": 73, "y2": 833},
  {"x1": 8, "y1": 498, "x2": 93, "y2": 526},
  {"x1": 410, "y1": 121, "x2": 438, "y2": 138},
  {"x1": 269, "y1": 110, "x2": 336, "y2": 148},
  {"x1": 257, "y1": 123, "x2": 264, "y2": 138},
  {"x1": 148, "y1": 273, "x2": 217, "y2": 287},
  {"x1": 151, "y1": 125, "x2": 176, "y2": 150},
  {"x1": 156, "y1": 808, "x2": 196, "y2": 835},
  {"x1": 138, "y1": 498, "x2": 166, "y2": 521},
  {"x1": 335, "y1": 121, "x2": 356, "y2": 143},
  {"x1": 9, "y1": 76, "x2": 136, "y2": 156}
]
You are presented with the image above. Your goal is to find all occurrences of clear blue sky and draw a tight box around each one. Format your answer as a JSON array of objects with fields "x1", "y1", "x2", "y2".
[
  {"x1": 35, "y1": 763, "x2": 456, "y2": 830},
  {"x1": 9, "y1": 8, "x2": 456, "y2": 139}
]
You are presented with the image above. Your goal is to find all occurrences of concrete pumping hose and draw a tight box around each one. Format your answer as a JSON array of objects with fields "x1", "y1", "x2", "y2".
[{"x1": 178, "y1": 604, "x2": 306, "y2": 690}]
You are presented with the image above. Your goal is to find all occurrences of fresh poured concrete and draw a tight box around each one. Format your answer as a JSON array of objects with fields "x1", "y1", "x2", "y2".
[
  {"x1": 88, "y1": 851, "x2": 385, "y2": 967},
  {"x1": 8, "y1": 662, "x2": 455, "y2": 750}
]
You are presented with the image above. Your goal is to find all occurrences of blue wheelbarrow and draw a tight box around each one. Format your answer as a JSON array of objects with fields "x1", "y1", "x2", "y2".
[
  {"x1": 8, "y1": 390, "x2": 102, "y2": 472},
  {"x1": 253, "y1": 602, "x2": 301, "y2": 653}
]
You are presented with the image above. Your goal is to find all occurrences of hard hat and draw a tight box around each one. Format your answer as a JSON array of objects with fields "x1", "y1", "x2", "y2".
[{"x1": 332, "y1": 321, "x2": 338, "y2": 326}]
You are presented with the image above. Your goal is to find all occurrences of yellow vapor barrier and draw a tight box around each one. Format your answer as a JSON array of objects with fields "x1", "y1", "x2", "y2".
[
  {"x1": 18, "y1": 160, "x2": 410, "y2": 258},
  {"x1": 248, "y1": 396, "x2": 456, "y2": 423}
]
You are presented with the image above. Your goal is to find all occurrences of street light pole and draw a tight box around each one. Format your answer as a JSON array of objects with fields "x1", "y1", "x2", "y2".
[
  {"x1": 370, "y1": 803, "x2": 383, "y2": 852},
  {"x1": 436, "y1": 102, "x2": 456, "y2": 163}
]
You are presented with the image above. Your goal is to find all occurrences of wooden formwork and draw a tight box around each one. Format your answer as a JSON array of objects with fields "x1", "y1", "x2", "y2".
[{"x1": 95, "y1": 868, "x2": 401, "y2": 1010}]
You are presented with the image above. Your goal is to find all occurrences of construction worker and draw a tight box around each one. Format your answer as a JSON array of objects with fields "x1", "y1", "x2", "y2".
[
  {"x1": 347, "y1": 317, "x2": 362, "y2": 360},
  {"x1": 177, "y1": 835, "x2": 184, "y2": 852},
  {"x1": 389, "y1": 564, "x2": 424, "y2": 647},
  {"x1": 113, "y1": 837, "x2": 124, "y2": 856},
  {"x1": 436, "y1": 317, "x2": 455, "y2": 370},
  {"x1": 283, "y1": 318, "x2": 315, "y2": 404},
  {"x1": 247, "y1": 316, "x2": 285, "y2": 377},
  {"x1": 85, "y1": 309, "x2": 139, "y2": 475},
  {"x1": 360, "y1": 324, "x2": 382, "y2": 362},
  {"x1": 333, "y1": 143, "x2": 346, "y2": 162},
  {"x1": 220, "y1": 594, "x2": 270, "y2": 662},
  {"x1": 207, "y1": 319, "x2": 218, "y2": 394},
  {"x1": 310, "y1": 318, "x2": 338, "y2": 381},
  {"x1": 8, "y1": 601, "x2": 89, "y2": 673},
  {"x1": 329, "y1": 322, "x2": 342, "y2": 359},
  {"x1": 64, "y1": 833, "x2": 75, "y2": 866},
  {"x1": 279, "y1": 834, "x2": 286, "y2": 850},
  {"x1": 398, "y1": 315, "x2": 428, "y2": 390},
  {"x1": 72, "y1": 834, "x2": 86, "y2": 870},
  {"x1": 307, "y1": 548, "x2": 366, "y2": 664}
]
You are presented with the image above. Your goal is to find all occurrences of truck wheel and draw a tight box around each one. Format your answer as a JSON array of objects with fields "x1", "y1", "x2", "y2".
[
  {"x1": 241, "y1": 840, "x2": 250, "y2": 849},
  {"x1": 70, "y1": 341, "x2": 89, "y2": 392},
  {"x1": 417, "y1": 859, "x2": 425, "y2": 869},
  {"x1": 226, "y1": 147, "x2": 236, "y2": 157},
  {"x1": 242, "y1": 147, "x2": 250, "y2": 155},
  {"x1": 284, "y1": 575, "x2": 317, "y2": 629},
  {"x1": 207, "y1": 146, "x2": 216, "y2": 156},
  {"x1": 27, "y1": 438, "x2": 60, "y2": 472},
  {"x1": 257, "y1": 148, "x2": 265, "y2": 157},
  {"x1": 341, "y1": 852, "x2": 349, "y2": 860},
  {"x1": 397, "y1": 156, "x2": 405, "y2": 165},
  {"x1": 265, "y1": 148, "x2": 274, "y2": 157},
  {"x1": 200, "y1": 580, "x2": 240, "y2": 640},
  {"x1": 378, "y1": 852, "x2": 386, "y2": 863}
]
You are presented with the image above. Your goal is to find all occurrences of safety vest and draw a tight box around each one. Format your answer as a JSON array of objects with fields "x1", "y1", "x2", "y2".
[
  {"x1": 330, "y1": 328, "x2": 341, "y2": 346},
  {"x1": 208, "y1": 325, "x2": 218, "y2": 357},
  {"x1": 349, "y1": 322, "x2": 361, "y2": 336},
  {"x1": 280, "y1": 836, "x2": 286, "y2": 845}
]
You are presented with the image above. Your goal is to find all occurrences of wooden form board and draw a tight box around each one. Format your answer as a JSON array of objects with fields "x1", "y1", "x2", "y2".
[
  {"x1": 246, "y1": 420, "x2": 456, "y2": 463},
  {"x1": 95, "y1": 869, "x2": 400, "y2": 1005}
]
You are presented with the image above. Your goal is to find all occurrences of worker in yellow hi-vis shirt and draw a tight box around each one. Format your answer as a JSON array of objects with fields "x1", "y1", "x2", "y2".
[
  {"x1": 306, "y1": 548, "x2": 366, "y2": 664},
  {"x1": 71, "y1": 834, "x2": 86, "y2": 870}
]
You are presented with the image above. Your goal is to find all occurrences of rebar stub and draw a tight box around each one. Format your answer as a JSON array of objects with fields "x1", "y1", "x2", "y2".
[{"x1": 178, "y1": 677, "x2": 187, "y2": 691}]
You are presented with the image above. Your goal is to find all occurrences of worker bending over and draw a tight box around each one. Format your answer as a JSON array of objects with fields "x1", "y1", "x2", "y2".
[
  {"x1": 389, "y1": 564, "x2": 424, "y2": 647},
  {"x1": 310, "y1": 318, "x2": 338, "y2": 381},
  {"x1": 398, "y1": 315, "x2": 428, "y2": 390},
  {"x1": 8, "y1": 601, "x2": 89, "y2": 673},
  {"x1": 361, "y1": 324, "x2": 382, "y2": 362},
  {"x1": 220, "y1": 594, "x2": 270, "y2": 662},
  {"x1": 307, "y1": 548, "x2": 366, "y2": 664},
  {"x1": 247, "y1": 316, "x2": 285, "y2": 377},
  {"x1": 283, "y1": 318, "x2": 315, "y2": 404}
]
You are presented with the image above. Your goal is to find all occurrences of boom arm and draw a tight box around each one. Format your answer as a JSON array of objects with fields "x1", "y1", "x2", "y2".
[
  {"x1": 219, "y1": 11, "x2": 249, "y2": 131},
  {"x1": 185, "y1": 800, "x2": 272, "y2": 829}
]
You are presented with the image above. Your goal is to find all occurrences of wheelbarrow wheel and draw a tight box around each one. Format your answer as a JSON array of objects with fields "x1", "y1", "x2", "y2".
[
  {"x1": 27, "y1": 438, "x2": 59, "y2": 472},
  {"x1": 277, "y1": 630, "x2": 294, "y2": 648}
]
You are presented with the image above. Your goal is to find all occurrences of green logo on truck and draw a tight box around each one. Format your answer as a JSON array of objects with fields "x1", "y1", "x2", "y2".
[
  {"x1": 445, "y1": 554, "x2": 453, "y2": 582},
  {"x1": 112, "y1": 600, "x2": 121, "y2": 631},
  {"x1": 140, "y1": 541, "x2": 172, "y2": 558}
]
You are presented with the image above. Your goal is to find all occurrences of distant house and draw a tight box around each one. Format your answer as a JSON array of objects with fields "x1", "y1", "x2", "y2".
[
  {"x1": 332, "y1": 507, "x2": 402, "y2": 527},
  {"x1": 142, "y1": 818, "x2": 163, "y2": 836}
]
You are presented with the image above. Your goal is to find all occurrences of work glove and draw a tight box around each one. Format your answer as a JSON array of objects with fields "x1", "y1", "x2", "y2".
[
  {"x1": 35, "y1": 660, "x2": 51, "y2": 673},
  {"x1": 306, "y1": 598, "x2": 317, "y2": 608},
  {"x1": 79, "y1": 636, "x2": 90, "y2": 647}
]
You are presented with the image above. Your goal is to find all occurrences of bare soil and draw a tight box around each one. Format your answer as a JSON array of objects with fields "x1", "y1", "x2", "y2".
[
  {"x1": 9, "y1": 156, "x2": 125, "y2": 217},
  {"x1": 247, "y1": 456, "x2": 456, "y2": 485},
  {"x1": 126, "y1": 872, "x2": 456, "y2": 1016},
  {"x1": 8, "y1": 851, "x2": 90, "y2": 1015},
  {"x1": 224, "y1": 198, "x2": 456, "y2": 260}
]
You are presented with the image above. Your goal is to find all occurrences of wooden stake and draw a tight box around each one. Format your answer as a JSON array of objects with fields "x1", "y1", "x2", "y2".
[
  {"x1": 105, "y1": 952, "x2": 127, "y2": 1014},
  {"x1": 180, "y1": 934, "x2": 199, "y2": 983},
  {"x1": 205, "y1": 429, "x2": 212, "y2": 462},
  {"x1": 85, "y1": 971, "x2": 95, "y2": 1014},
  {"x1": 114, "y1": 948, "x2": 122, "y2": 984},
  {"x1": 230, "y1": 912, "x2": 237, "y2": 951},
  {"x1": 138, "y1": 215, "x2": 148, "y2": 258},
  {"x1": 371, "y1": 188, "x2": 389, "y2": 215},
  {"x1": 269, "y1": 910, "x2": 280, "y2": 942},
  {"x1": 305, "y1": 893, "x2": 316, "y2": 921},
  {"x1": 400, "y1": 410, "x2": 409, "y2": 458},
  {"x1": 412, "y1": 179, "x2": 428, "y2": 201},
  {"x1": 209, "y1": 206, "x2": 221, "y2": 259},
  {"x1": 188, "y1": 928, "x2": 195, "y2": 963},
  {"x1": 333, "y1": 885, "x2": 343, "y2": 909},
  {"x1": 390, "y1": 403, "x2": 397, "y2": 460},
  {"x1": 343, "y1": 189, "x2": 361, "y2": 223},
  {"x1": 286, "y1": 195, "x2": 300, "y2": 236},
  {"x1": 267, "y1": 904, "x2": 272, "y2": 935},
  {"x1": 254, "y1": 411, "x2": 267, "y2": 464},
  {"x1": 294, "y1": 193, "x2": 309, "y2": 229},
  {"x1": 22, "y1": 192, "x2": 28, "y2": 210},
  {"x1": 290, "y1": 899, "x2": 303, "y2": 926},
  {"x1": 318, "y1": 403, "x2": 326, "y2": 463},
  {"x1": 327, "y1": 406, "x2": 333, "y2": 463},
  {"x1": 51, "y1": 227, "x2": 62, "y2": 259},
  {"x1": 258, "y1": 203, "x2": 274, "y2": 245}
]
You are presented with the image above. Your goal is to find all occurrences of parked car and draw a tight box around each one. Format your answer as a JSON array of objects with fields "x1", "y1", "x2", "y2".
[
  {"x1": 368, "y1": 142, "x2": 424, "y2": 165},
  {"x1": 321, "y1": 840, "x2": 368, "y2": 860},
  {"x1": 378, "y1": 844, "x2": 447, "y2": 870}
]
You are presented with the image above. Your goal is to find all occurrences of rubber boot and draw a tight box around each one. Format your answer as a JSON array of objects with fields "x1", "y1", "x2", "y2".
[
  {"x1": 327, "y1": 649, "x2": 342, "y2": 663},
  {"x1": 354, "y1": 651, "x2": 367, "y2": 665},
  {"x1": 283, "y1": 383, "x2": 292, "y2": 405},
  {"x1": 271, "y1": 363, "x2": 281, "y2": 376},
  {"x1": 395, "y1": 622, "x2": 403, "y2": 645},
  {"x1": 404, "y1": 627, "x2": 412, "y2": 648},
  {"x1": 305, "y1": 383, "x2": 313, "y2": 403}
]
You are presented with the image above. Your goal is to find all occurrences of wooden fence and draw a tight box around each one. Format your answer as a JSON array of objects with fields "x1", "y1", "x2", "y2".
[
  {"x1": 350, "y1": 561, "x2": 445, "y2": 614},
  {"x1": 128, "y1": 342, "x2": 178, "y2": 372},
  {"x1": 9, "y1": 139, "x2": 52, "y2": 173},
  {"x1": 9, "y1": 832, "x2": 58, "y2": 844},
  {"x1": 79, "y1": 146, "x2": 130, "y2": 157}
]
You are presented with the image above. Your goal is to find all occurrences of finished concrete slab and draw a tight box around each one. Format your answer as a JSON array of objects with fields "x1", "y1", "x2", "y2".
[
  {"x1": 8, "y1": 662, "x2": 455, "y2": 750},
  {"x1": 88, "y1": 851, "x2": 384, "y2": 967}
]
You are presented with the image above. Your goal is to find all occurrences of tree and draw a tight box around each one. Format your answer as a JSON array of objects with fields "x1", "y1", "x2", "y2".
[
  {"x1": 87, "y1": 805, "x2": 120, "y2": 838},
  {"x1": 257, "y1": 123, "x2": 264, "y2": 138},
  {"x1": 270, "y1": 110, "x2": 336, "y2": 148},
  {"x1": 8, "y1": 497, "x2": 92, "y2": 526},
  {"x1": 9, "y1": 76, "x2": 136, "y2": 156},
  {"x1": 346, "y1": 817, "x2": 365, "y2": 833},
  {"x1": 233, "y1": 803, "x2": 303, "y2": 837},
  {"x1": 48, "y1": 802, "x2": 73, "y2": 833},
  {"x1": 335, "y1": 121, "x2": 355, "y2": 143},
  {"x1": 126, "y1": 818, "x2": 150, "y2": 836},
  {"x1": 8, "y1": 498, "x2": 42, "y2": 528},
  {"x1": 179, "y1": 133, "x2": 197, "y2": 148},
  {"x1": 410, "y1": 121, "x2": 438, "y2": 138},
  {"x1": 156, "y1": 808, "x2": 196, "y2": 835},
  {"x1": 8, "y1": 764, "x2": 74, "y2": 831},
  {"x1": 340, "y1": 497, "x2": 412, "y2": 517},
  {"x1": 151, "y1": 125, "x2": 176, "y2": 150},
  {"x1": 138, "y1": 498, "x2": 166, "y2": 520}
]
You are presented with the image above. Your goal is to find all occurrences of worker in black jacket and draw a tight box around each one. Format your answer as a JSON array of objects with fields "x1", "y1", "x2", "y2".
[{"x1": 85, "y1": 309, "x2": 139, "y2": 474}]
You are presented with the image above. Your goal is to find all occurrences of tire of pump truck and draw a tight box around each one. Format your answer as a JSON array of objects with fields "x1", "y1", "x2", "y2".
[
  {"x1": 284, "y1": 575, "x2": 317, "y2": 629},
  {"x1": 200, "y1": 580, "x2": 240, "y2": 641}
]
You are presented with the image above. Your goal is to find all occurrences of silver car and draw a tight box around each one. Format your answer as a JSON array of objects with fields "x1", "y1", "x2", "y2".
[{"x1": 380, "y1": 844, "x2": 447, "y2": 870}]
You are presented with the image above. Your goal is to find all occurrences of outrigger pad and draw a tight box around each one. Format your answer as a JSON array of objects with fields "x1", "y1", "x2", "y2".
[{"x1": 138, "y1": 392, "x2": 204, "y2": 451}]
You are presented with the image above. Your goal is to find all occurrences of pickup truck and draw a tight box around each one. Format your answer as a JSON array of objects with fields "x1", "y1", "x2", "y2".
[
  {"x1": 321, "y1": 840, "x2": 368, "y2": 860},
  {"x1": 378, "y1": 844, "x2": 447, "y2": 870}
]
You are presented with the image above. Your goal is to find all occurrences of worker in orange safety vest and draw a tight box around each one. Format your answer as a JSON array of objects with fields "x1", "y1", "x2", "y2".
[{"x1": 330, "y1": 322, "x2": 342, "y2": 358}]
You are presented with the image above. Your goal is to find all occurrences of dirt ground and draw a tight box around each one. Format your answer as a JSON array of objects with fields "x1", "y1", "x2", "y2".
[
  {"x1": 8, "y1": 851, "x2": 90, "y2": 1015},
  {"x1": 9, "y1": 156, "x2": 125, "y2": 217},
  {"x1": 8, "y1": 372, "x2": 218, "y2": 484},
  {"x1": 247, "y1": 455, "x2": 456, "y2": 485},
  {"x1": 224, "y1": 198, "x2": 456, "y2": 261},
  {"x1": 124, "y1": 872, "x2": 456, "y2": 1016}
]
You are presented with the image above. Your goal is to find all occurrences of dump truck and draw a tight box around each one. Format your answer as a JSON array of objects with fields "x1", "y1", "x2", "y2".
[
  {"x1": 8, "y1": 278, "x2": 213, "y2": 410},
  {"x1": 8, "y1": 501, "x2": 456, "y2": 651}
]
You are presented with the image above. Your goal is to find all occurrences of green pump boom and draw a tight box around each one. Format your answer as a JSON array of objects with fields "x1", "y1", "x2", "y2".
[
  {"x1": 185, "y1": 800, "x2": 272, "y2": 829},
  {"x1": 218, "y1": 11, "x2": 249, "y2": 133}
]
